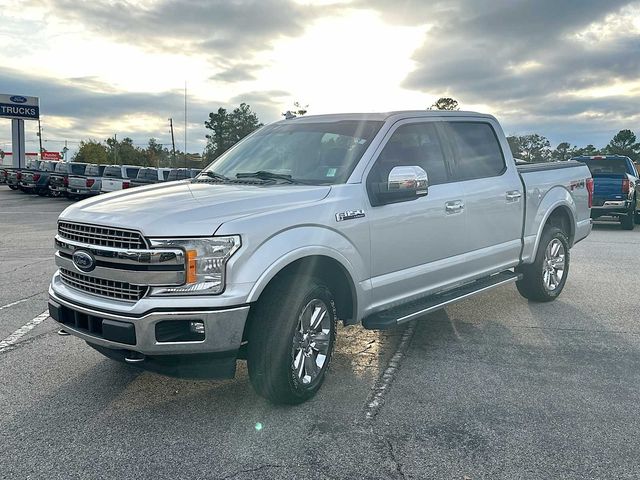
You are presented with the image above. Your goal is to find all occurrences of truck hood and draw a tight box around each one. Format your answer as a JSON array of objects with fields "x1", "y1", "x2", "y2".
[{"x1": 59, "y1": 180, "x2": 332, "y2": 237}]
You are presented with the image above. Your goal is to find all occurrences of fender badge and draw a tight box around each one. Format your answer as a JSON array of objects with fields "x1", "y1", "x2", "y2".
[{"x1": 335, "y1": 210, "x2": 366, "y2": 222}]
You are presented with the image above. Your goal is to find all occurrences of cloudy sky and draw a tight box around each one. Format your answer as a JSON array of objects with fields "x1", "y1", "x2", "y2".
[{"x1": 1, "y1": 0, "x2": 639, "y2": 156}]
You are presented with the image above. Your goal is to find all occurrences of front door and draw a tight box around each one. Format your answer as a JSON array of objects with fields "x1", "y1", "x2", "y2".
[{"x1": 366, "y1": 120, "x2": 468, "y2": 312}]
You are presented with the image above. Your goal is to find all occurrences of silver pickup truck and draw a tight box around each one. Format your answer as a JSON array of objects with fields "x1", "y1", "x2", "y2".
[{"x1": 49, "y1": 111, "x2": 592, "y2": 404}]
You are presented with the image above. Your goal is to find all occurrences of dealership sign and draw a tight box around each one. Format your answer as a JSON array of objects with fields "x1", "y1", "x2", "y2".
[
  {"x1": 41, "y1": 151, "x2": 61, "y2": 161},
  {"x1": 0, "y1": 94, "x2": 39, "y2": 120}
]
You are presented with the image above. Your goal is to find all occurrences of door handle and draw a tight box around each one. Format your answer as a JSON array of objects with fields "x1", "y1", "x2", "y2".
[
  {"x1": 445, "y1": 200, "x2": 464, "y2": 214},
  {"x1": 506, "y1": 190, "x2": 522, "y2": 202}
]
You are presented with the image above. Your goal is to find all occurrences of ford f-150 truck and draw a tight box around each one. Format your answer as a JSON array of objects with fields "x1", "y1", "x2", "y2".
[
  {"x1": 67, "y1": 164, "x2": 107, "y2": 199},
  {"x1": 49, "y1": 111, "x2": 592, "y2": 404},
  {"x1": 49, "y1": 162, "x2": 88, "y2": 197},
  {"x1": 20, "y1": 160, "x2": 58, "y2": 195},
  {"x1": 100, "y1": 165, "x2": 141, "y2": 193},
  {"x1": 572, "y1": 155, "x2": 639, "y2": 229}
]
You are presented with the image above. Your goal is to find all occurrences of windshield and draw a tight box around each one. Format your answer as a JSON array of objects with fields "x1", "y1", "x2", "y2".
[
  {"x1": 578, "y1": 158, "x2": 629, "y2": 175},
  {"x1": 202, "y1": 120, "x2": 384, "y2": 184}
]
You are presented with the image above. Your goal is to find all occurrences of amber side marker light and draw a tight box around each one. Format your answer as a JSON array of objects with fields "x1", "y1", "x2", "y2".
[{"x1": 186, "y1": 250, "x2": 198, "y2": 283}]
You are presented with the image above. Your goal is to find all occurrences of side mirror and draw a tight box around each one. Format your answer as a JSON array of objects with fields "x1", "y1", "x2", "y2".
[
  {"x1": 369, "y1": 165, "x2": 429, "y2": 206},
  {"x1": 388, "y1": 166, "x2": 429, "y2": 195}
]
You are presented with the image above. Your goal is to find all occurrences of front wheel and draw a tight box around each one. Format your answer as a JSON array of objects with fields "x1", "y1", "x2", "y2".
[
  {"x1": 516, "y1": 226, "x2": 570, "y2": 302},
  {"x1": 247, "y1": 274, "x2": 337, "y2": 404},
  {"x1": 620, "y1": 204, "x2": 635, "y2": 230}
]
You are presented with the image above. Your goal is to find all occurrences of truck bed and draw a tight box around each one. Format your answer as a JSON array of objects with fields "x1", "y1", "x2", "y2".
[{"x1": 517, "y1": 160, "x2": 592, "y2": 262}]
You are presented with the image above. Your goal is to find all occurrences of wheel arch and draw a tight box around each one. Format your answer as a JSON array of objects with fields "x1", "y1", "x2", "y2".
[{"x1": 246, "y1": 249, "x2": 361, "y2": 326}]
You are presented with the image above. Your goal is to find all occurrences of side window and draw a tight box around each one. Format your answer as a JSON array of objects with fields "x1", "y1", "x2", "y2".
[
  {"x1": 370, "y1": 122, "x2": 449, "y2": 185},
  {"x1": 445, "y1": 122, "x2": 505, "y2": 180}
]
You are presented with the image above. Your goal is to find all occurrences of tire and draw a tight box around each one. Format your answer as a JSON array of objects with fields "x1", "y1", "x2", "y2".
[
  {"x1": 247, "y1": 274, "x2": 337, "y2": 404},
  {"x1": 37, "y1": 188, "x2": 48, "y2": 196},
  {"x1": 635, "y1": 211, "x2": 640, "y2": 225},
  {"x1": 516, "y1": 226, "x2": 570, "y2": 302},
  {"x1": 8, "y1": 185, "x2": 17, "y2": 190},
  {"x1": 620, "y1": 203, "x2": 635, "y2": 230}
]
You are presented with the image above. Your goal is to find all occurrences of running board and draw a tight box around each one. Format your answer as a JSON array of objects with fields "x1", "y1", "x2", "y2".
[{"x1": 362, "y1": 271, "x2": 522, "y2": 330}]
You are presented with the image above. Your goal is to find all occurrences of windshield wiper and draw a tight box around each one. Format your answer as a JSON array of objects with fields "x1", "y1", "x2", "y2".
[
  {"x1": 200, "y1": 171, "x2": 231, "y2": 182},
  {"x1": 235, "y1": 171, "x2": 311, "y2": 184}
]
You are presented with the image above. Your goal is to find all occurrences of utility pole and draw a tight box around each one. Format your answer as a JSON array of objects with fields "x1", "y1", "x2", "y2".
[
  {"x1": 114, "y1": 133, "x2": 119, "y2": 165},
  {"x1": 37, "y1": 118, "x2": 43, "y2": 155},
  {"x1": 63, "y1": 140, "x2": 68, "y2": 162},
  {"x1": 184, "y1": 81, "x2": 187, "y2": 170},
  {"x1": 168, "y1": 118, "x2": 176, "y2": 168}
]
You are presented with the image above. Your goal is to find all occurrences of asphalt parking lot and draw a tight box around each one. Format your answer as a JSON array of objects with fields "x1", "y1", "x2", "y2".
[{"x1": 1, "y1": 187, "x2": 639, "y2": 479}]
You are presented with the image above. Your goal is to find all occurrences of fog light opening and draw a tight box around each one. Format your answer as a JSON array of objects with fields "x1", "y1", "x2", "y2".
[{"x1": 189, "y1": 321, "x2": 205, "y2": 335}]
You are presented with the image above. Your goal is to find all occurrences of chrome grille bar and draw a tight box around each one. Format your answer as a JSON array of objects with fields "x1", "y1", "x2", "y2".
[
  {"x1": 58, "y1": 221, "x2": 146, "y2": 249},
  {"x1": 60, "y1": 268, "x2": 147, "y2": 302}
]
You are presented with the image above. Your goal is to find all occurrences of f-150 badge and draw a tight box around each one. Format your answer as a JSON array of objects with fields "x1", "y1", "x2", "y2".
[{"x1": 335, "y1": 210, "x2": 365, "y2": 222}]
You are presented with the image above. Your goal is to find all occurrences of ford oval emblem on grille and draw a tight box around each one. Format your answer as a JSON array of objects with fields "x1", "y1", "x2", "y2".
[
  {"x1": 72, "y1": 250, "x2": 96, "y2": 272},
  {"x1": 10, "y1": 96, "x2": 28, "y2": 103}
]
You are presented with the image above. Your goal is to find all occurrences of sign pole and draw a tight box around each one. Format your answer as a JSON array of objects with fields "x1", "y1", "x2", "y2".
[{"x1": 11, "y1": 119, "x2": 25, "y2": 168}]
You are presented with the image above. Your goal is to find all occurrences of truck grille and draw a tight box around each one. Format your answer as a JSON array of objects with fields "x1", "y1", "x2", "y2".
[
  {"x1": 60, "y1": 268, "x2": 148, "y2": 302},
  {"x1": 58, "y1": 221, "x2": 146, "y2": 249}
]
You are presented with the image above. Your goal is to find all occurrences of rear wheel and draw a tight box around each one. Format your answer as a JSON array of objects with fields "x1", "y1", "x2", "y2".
[
  {"x1": 516, "y1": 226, "x2": 569, "y2": 302},
  {"x1": 247, "y1": 274, "x2": 337, "y2": 404},
  {"x1": 635, "y1": 210, "x2": 640, "y2": 225}
]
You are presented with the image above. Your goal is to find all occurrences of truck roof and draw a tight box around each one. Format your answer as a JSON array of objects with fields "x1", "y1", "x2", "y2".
[
  {"x1": 572, "y1": 155, "x2": 632, "y2": 161},
  {"x1": 277, "y1": 110, "x2": 496, "y2": 124}
]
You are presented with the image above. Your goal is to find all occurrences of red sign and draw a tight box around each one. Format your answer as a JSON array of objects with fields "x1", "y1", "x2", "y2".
[{"x1": 41, "y1": 151, "x2": 61, "y2": 161}]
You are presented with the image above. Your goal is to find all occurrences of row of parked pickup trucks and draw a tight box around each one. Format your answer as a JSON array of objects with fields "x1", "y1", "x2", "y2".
[{"x1": 0, "y1": 161, "x2": 201, "y2": 198}]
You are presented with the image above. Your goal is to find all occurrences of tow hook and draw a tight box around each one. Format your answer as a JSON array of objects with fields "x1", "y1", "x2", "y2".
[{"x1": 124, "y1": 351, "x2": 146, "y2": 363}]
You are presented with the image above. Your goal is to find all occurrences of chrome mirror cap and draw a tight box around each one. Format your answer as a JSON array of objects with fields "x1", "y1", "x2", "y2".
[{"x1": 388, "y1": 166, "x2": 429, "y2": 196}]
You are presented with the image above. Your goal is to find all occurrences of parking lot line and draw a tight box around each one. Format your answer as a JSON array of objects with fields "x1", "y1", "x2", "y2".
[{"x1": 0, "y1": 311, "x2": 50, "y2": 354}]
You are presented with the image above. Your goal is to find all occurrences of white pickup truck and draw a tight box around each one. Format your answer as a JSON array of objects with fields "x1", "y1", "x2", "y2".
[
  {"x1": 100, "y1": 165, "x2": 141, "y2": 193},
  {"x1": 49, "y1": 111, "x2": 592, "y2": 404}
]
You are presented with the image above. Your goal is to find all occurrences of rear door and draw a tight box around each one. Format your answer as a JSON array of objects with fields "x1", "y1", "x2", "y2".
[{"x1": 441, "y1": 120, "x2": 524, "y2": 276}]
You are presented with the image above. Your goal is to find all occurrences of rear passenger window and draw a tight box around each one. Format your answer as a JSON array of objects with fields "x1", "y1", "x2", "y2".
[
  {"x1": 370, "y1": 122, "x2": 449, "y2": 186},
  {"x1": 445, "y1": 122, "x2": 505, "y2": 180}
]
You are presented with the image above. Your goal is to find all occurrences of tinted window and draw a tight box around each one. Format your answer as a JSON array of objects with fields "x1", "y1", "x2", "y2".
[
  {"x1": 41, "y1": 162, "x2": 57, "y2": 172},
  {"x1": 137, "y1": 168, "x2": 158, "y2": 180},
  {"x1": 577, "y1": 159, "x2": 629, "y2": 175},
  {"x1": 70, "y1": 163, "x2": 87, "y2": 175},
  {"x1": 55, "y1": 163, "x2": 68, "y2": 173},
  {"x1": 370, "y1": 122, "x2": 449, "y2": 185},
  {"x1": 168, "y1": 169, "x2": 188, "y2": 181},
  {"x1": 84, "y1": 164, "x2": 104, "y2": 176},
  {"x1": 103, "y1": 166, "x2": 123, "y2": 178},
  {"x1": 445, "y1": 122, "x2": 505, "y2": 180},
  {"x1": 126, "y1": 167, "x2": 140, "y2": 178}
]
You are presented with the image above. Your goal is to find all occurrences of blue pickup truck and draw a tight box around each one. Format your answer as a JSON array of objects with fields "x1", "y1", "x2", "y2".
[{"x1": 572, "y1": 155, "x2": 640, "y2": 230}]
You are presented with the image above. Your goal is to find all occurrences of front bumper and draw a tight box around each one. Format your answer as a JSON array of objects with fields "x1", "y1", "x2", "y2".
[{"x1": 48, "y1": 287, "x2": 250, "y2": 378}]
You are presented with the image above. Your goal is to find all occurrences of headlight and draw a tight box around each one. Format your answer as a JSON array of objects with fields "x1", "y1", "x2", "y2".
[{"x1": 149, "y1": 236, "x2": 241, "y2": 295}]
